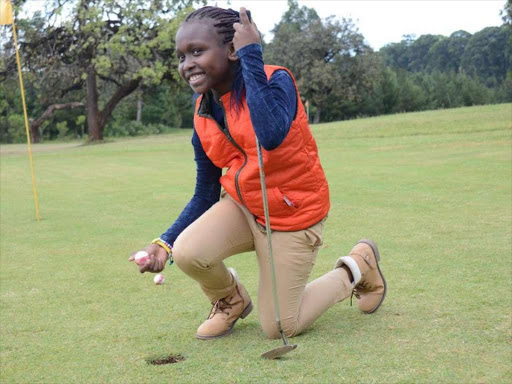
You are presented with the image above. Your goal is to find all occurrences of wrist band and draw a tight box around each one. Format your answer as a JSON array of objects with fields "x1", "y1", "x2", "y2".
[{"x1": 151, "y1": 238, "x2": 173, "y2": 265}]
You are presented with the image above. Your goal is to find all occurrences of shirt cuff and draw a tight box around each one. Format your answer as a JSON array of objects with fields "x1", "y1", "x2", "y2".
[{"x1": 236, "y1": 43, "x2": 262, "y2": 59}]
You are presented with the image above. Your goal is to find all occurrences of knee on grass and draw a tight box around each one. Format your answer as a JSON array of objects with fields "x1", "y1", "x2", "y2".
[{"x1": 261, "y1": 319, "x2": 299, "y2": 340}]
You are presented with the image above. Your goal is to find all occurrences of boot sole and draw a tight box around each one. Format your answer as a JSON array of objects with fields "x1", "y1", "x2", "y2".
[
  {"x1": 195, "y1": 301, "x2": 254, "y2": 340},
  {"x1": 358, "y1": 239, "x2": 387, "y2": 314}
]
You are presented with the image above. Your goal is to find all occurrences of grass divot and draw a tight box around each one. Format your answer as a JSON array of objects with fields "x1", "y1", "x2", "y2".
[{"x1": 146, "y1": 354, "x2": 185, "y2": 365}]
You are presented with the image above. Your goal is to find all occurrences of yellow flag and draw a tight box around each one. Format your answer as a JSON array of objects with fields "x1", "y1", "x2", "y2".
[{"x1": 0, "y1": 0, "x2": 14, "y2": 25}]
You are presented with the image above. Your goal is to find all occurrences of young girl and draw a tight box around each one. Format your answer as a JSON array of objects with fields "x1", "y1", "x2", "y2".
[{"x1": 129, "y1": 6, "x2": 386, "y2": 340}]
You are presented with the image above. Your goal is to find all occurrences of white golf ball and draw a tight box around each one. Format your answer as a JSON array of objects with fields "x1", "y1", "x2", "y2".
[
  {"x1": 134, "y1": 251, "x2": 149, "y2": 266},
  {"x1": 154, "y1": 274, "x2": 165, "y2": 285}
]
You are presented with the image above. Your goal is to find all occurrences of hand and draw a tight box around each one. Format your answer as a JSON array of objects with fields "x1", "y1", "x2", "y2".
[
  {"x1": 128, "y1": 243, "x2": 168, "y2": 274},
  {"x1": 233, "y1": 7, "x2": 261, "y2": 52}
]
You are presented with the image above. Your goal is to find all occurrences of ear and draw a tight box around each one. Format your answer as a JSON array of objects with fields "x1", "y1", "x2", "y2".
[{"x1": 227, "y1": 42, "x2": 238, "y2": 62}]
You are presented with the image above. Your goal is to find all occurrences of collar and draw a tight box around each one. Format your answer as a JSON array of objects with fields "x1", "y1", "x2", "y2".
[{"x1": 198, "y1": 91, "x2": 232, "y2": 117}]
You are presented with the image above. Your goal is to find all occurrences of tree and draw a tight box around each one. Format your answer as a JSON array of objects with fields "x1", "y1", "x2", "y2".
[
  {"x1": 427, "y1": 30, "x2": 471, "y2": 73},
  {"x1": 379, "y1": 34, "x2": 415, "y2": 70},
  {"x1": 430, "y1": 71, "x2": 460, "y2": 108},
  {"x1": 273, "y1": 0, "x2": 320, "y2": 32},
  {"x1": 264, "y1": 0, "x2": 373, "y2": 123},
  {"x1": 502, "y1": 0, "x2": 512, "y2": 26},
  {"x1": 323, "y1": 50, "x2": 382, "y2": 120},
  {"x1": 372, "y1": 66, "x2": 399, "y2": 114},
  {"x1": 406, "y1": 34, "x2": 444, "y2": 72},
  {"x1": 0, "y1": 78, "x2": 24, "y2": 143},
  {"x1": 104, "y1": 81, "x2": 194, "y2": 136},
  {"x1": 2, "y1": 0, "x2": 196, "y2": 142},
  {"x1": 461, "y1": 26, "x2": 511, "y2": 87},
  {"x1": 502, "y1": 0, "x2": 512, "y2": 79},
  {"x1": 394, "y1": 70, "x2": 426, "y2": 112},
  {"x1": 140, "y1": 83, "x2": 194, "y2": 128}
]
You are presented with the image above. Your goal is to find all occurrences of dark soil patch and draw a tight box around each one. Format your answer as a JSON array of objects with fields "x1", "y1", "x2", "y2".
[{"x1": 146, "y1": 354, "x2": 185, "y2": 365}]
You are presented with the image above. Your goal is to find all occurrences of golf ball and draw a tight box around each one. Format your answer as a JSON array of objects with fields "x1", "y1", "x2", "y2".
[
  {"x1": 154, "y1": 274, "x2": 165, "y2": 285},
  {"x1": 134, "y1": 251, "x2": 149, "y2": 266}
]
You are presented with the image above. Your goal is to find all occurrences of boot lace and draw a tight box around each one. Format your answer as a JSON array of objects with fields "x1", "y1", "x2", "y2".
[
  {"x1": 350, "y1": 281, "x2": 370, "y2": 306},
  {"x1": 207, "y1": 299, "x2": 232, "y2": 319}
]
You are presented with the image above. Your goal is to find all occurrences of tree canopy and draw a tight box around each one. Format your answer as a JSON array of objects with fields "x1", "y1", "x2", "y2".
[
  {"x1": 1, "y1": 0, "x2": 196, "y2": 141},
  {"x1": 380, "y1": 25, "x2": 510, "y2": 85},
  {"x1": 0, "y1": 0, "x2": 509, "y2": 143},
  {"x1": 264, "y1": 0, "x2": 377, "y2": 123},
  {"x1": 461, "y1": 26, "x2": 511, "y2": 87}
]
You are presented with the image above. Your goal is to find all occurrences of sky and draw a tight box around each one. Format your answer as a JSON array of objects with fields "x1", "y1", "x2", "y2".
[
  {"x1": 207, "y1": 0, "x2": 506, "y2": 50},
  {"x1": 18, "y1": 0, "x2": 506, "y2": 50}
]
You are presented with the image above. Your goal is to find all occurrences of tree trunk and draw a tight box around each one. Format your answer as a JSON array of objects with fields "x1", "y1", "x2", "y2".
[
  {"x1": 98, "y1": 77, "x2": 141, "y2": 131},
  {"x1": 136, "y1": 94, "x2": 143, "y2": 122},
  {"x1": 29, "y1": 102, "x2": 84, "y2": 143},
  {"x1": 86, "y1": 65, "x2": 141, "y2": 141},
  {"x1": 31, "y1": 124, "x2": 41, "y2": 143},
  {"x1": 86, "y1": 66, "x2": 102, "y2": 141},
  {"x1": 313, "y1": 105, "x2": 322, "y2": 124}
]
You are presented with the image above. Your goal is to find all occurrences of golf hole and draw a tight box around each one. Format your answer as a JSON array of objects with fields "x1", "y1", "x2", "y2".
[{"x1": 147, "y1": 354, "x2": 185, "y2": 365}]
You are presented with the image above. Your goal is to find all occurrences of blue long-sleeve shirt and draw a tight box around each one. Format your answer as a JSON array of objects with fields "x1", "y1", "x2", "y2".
[{"x1": 160, "y1": 44, "x2": 297, "y2": 247}]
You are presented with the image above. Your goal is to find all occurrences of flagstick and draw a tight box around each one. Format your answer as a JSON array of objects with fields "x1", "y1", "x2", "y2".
[{"x1": 11, "y1": 20, "x2": 41, "y2": 221}]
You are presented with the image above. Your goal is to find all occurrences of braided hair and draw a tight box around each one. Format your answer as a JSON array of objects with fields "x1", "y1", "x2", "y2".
[{"x1": 185, "y1": 6, "x2": 250, "y2": 110}]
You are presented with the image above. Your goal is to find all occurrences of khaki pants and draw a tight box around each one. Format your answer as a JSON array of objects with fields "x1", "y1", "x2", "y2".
[{"x1": 172, "y1": 194, "x2": 352, "y2": 339}]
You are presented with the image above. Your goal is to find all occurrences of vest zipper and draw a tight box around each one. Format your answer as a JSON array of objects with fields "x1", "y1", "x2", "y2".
[{"x1": 209, "y1": 103, "x2": 248, "y2": 207}]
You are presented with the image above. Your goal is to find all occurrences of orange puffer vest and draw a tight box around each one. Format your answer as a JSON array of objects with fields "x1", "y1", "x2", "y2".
[{"x1": 194, "y1": 65, "x2": 329, "y2": 231}]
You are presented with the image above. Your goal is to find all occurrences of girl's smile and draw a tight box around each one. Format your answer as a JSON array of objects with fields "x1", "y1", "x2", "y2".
[{"x1": 176, "y1": 21, "x2": 238, "y2": 95}]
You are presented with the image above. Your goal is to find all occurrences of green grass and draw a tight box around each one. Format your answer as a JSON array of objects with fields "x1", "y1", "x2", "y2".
[{"x1": 1, "y1": 104, "x2": 511, "y2": 383}]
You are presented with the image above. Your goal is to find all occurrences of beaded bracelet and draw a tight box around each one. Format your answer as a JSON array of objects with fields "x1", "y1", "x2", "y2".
[{"x1": 151, "y1": 238, "x2": 174, "y2": 265}]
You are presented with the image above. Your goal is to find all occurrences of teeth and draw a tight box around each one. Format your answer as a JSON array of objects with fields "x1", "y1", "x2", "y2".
[{"x1": 190, "y1": 74, "x2": 204, "y2": 81}]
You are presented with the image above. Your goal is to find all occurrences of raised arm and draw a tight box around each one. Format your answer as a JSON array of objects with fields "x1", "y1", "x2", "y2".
[
  {"x1": 232, "y1": 7, "x2": 297, "y2": 150},
  {"x1": 238, "y1": 44, "x2": 297, "y2": 150}
]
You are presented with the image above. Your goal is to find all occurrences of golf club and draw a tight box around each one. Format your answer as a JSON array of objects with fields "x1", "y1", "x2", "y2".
[{"x1": 255, "y1": 136, "x2": 298, "y2": 360}]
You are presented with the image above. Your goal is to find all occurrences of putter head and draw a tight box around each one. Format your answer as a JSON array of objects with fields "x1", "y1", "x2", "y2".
[{"x1": 261, "y1": 344, "x2": 297, "y2": 359}]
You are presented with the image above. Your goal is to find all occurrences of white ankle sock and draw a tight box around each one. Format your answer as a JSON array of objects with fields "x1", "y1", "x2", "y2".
[{"x1": 337, "y1": 257, "x2": 361, "y2": 288}]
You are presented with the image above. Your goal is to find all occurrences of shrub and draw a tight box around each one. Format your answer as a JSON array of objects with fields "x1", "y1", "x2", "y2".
[
  {"x1": 104, "y1": 121, "x2": 173, "y2": 137},
  {"x1": 7, "y1": 114, "x2": 26, "y2": 143}
]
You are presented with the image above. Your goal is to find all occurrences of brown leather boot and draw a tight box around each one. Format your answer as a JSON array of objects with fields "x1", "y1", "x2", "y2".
[
  {"x1": 195, "y1": 269, "x2": 253, "y2": 340},
  {"x1": 334, "y1": 239, "x2": 387, "y2": 314}
]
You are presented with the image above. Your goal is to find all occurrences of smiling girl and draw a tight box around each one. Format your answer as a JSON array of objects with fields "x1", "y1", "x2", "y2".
[{"x1": 130, "y1": 6, "x2": 386, "y2": 340}]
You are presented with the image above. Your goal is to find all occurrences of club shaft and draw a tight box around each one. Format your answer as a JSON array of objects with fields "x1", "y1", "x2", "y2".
[{"x1": 255, "y1": 137, "x2": 289, "y2": 346}]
